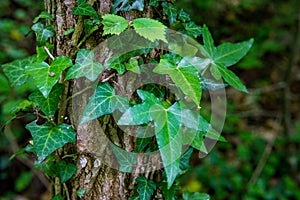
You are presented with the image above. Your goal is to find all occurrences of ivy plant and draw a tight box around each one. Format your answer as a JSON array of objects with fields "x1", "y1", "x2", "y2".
[{"x1": 1, "y1": 0, "x2": 253, "y2": 199}]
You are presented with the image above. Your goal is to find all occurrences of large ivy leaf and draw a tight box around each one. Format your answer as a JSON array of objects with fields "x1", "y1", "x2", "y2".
[
  {"x1": 25, "y1": 122, "x2": 76, "y2": 162},
  {"x1": 118, "y1": 103, "x2": 152, "y2": 125},
  {"x1": 133, "y1": 18, "x2": 167, "y2": 43},
  {"x1": 112, "y1": 0, "x2": 144, "y2": 13},
  {"x1": 153, "y1": 56, "x2": 201, "y2": 105},
  {"x1": 110, "y1": 143, "x2": 137, "y2": 172},
  {"x1": 80, "y1": 82, "x2": 129, "y2": 124},
  {"x1": 65, "y1": 49, "x2": 104, "y2": 81},
  {"x1": 1, "y1": 55, "x2": 36, "y2": 86},
  {"x1": 150, "y1": 103, "x2": 182, "y2": 188},
  {"x1": 24, "y1": 56, "x2": 72, "y2": 98},
  {"x1": 136, "y1": 176, "x2": 156, "y2": 200},
  {"x1": 57, "y1": 160, "x2": 77, "y2": 183},
  {"x1": 31, "y1": 22, "x2": 55, "y2": 46},
  {"x1": 179, "y1": 56, "x2": 210, "y2": 71},
  {"x1": 72, "y1": 0, "x2": 97, "y2": 17},
  {"x1": 101, "y1": 14, "x2": 129, "y2": 36},
  {"x1": 202, "y1": 25, "x2": 215, "y2": 57},
  {"x1": 213, "y1": 38, "x2": 254, "y2": 67},
  {"x1": 162, "y1": 2, "x2": 178, "y2": 25},
  {"x1": 216, "y1": 64, "x2": 248, "y2": 92},
  {"x1": 29, "y1": 84, "x2": 64, "y2": 116}
]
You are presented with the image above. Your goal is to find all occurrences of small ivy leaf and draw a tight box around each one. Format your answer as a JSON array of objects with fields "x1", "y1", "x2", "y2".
[
  {"x1": 72, "y1": 2, "x2": 97, "y2": 17},
  {"x1": 182, "y1": 190, "x2": 210, "y2": 200},
  {"x1": 65, "y1": 49, "x2": 104, "y2": 81},
  {"x1": 110, "y1": 61, "x2": 126, "y2": 74},
  {"x1": 183, "y1": 22, "x2": 202, "y2": 38},
  {"x1": 162, "y1": 2, "x2": 178, "y2": 25},
  {"x1": 57, "y1": 160, "x2": 77, "y2": 183},
  {"x1": 178, "y1": 9, "x2": 190, "y2": 22},
  {"x1": 25, "y1": 56, "x2": 72, "y2": 98},
  {"x1": 80, "y1": 82, "x2": 129, "y2": 124},
  {"x1": 213, "y1": 38, "x2": 254, "y2": 67},
  {"x1": 149, "y1": 0, "x2": 158, "y2": 7},
  {"x1": 110, "y1": 143, "x2": 137, "y2": 172},
  {"x1": 216, "y1": 64, "x2": 248, "y2": 92},
  {"x1": 25, "y1": 122, "x2": 76, "y2": 162},
  {"x1": 34, "y1": 155, "x2": 57, "y2": 177},
  {"x1": 31, "y1": 22, "x2": 55, "y2": 46},
  {"x1": 125, "y1": 58, "x2": 141, "y2": 74},
  {"x1": 133, "y1": 18, "x2": 167, "y2": 43},
  {"x1": 33, "y1": 11, "x2": 53, "y2": 23},
  {"x1": 76, "y1": 189, "x2": 85, "y2": 198},
  {"x1": 1, "y1": 55, "x2": 36, "y2": 86},
  {"x1": 136, "y1": 176, "x2": 156, "y2": 200},
  {"x1": 150, "y1": 103, "x2": 182, "y2": 188},
  {"x1": 29, "y1": 84, "x2": 64, "y2": 116},
  {"x1": 203, "y1": 25, "x2": 215, "y2": 57},
  {"x1": 112, "y1": 0, "x2": 144, "y2": 14},
  {"x1": 101, "y1": 14, "x2": 129, "y2": 36},
  {"x1": 160, "y1": 183, "x2": 180, "y2": 200}
]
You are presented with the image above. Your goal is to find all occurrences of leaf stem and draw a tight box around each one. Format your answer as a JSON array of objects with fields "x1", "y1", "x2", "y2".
[{"x1": 44, "y1": 46, "x2": 55, "y2": 60}]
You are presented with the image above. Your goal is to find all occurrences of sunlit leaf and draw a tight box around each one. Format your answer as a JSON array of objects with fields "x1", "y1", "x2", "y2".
[
  {"x1": 202, "y1": 25, "x2": 215, "y2": 57},
  {"x1": 25, "y1": 122, "x2": 76, "y2": 162},
  {"x1": 65, "y1": 49, "x2": 104, "y2": 81},
  {"x1": 25, "y1": 56, "x2": 72, "y2": 98},
  {"x1": 101, "y1": 14, "x2": 129, "y2": 36},
  {"x1": 133, "y1": 18, "x2": 167, "y2": 42}
]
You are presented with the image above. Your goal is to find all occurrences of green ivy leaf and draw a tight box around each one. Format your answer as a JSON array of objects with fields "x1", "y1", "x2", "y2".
[
  {"x1": 125, "y1": 58, "x2": 141, "y2": 74},
  {"x1": 178, "y1": 9, "x2": 190, "y2": 22},
  {"x1": 179, "y1": 147, "x2": 193, "y2": 170},
  {"x1": 162, "y1": 2, "x2": 178, "y2": 25},
  {"x1": 210, "y1": 63, "x2": 221, "y2": 80},
  {"x1": 9, "y1": 100, "x2": 33, "y2": 115},
  {"x1": 182, "y1": 190, "x2": 210, "y2": 200},
  {"x1": 51, "y1": 195, "x2": 63, "y2": 200},
  {"x1": 80, "y1": 82, "x2": 129, "y2": 124},
  {"x1": 25, "y1": 122, "x2": 76, "y2": 162},
  {"x1": 203, "y1": 25, "x2": 215, "y2": 57},
  {"x1": 136, "y1": 176, "x2": 156, "y2": 200},
  {"x1": 36, "y1": 43, "x2": 54, "y2": 62},
  {"x1": 1, "y1": 55, "x2": 36, "y2": 86},
  {"x1": 149, "y1": 0, "x2": 158, "y2": 7},
  {"x1": 133, "y1": 18, "x2": 167, "y2": 42},
  {"x1": 101, "y1": 14, "x2": 129, "y2": 36},
  {"x1": 110, "y1": 61, "x2": 126, "y2": 74},
  {"x1": 183, "y1": 22, "x2": 202, "y2": 38},
  {"x1": 154, "y1": 56, "x2": 201, "y2": 105},
  {"x1": 34, "y1": 155, "x2": 57, "y2": 177},
  {"x1": 150, "y1": 103, "x2": 182, "y2": 188},
  {"x1": 112, "y1": 0, "x2": 144, "y2": 14},
  {"x1": 136, "y1": 125, "x2": 154, "y2": 152},
  {"x1": 110, "y1": 143, "x2": 137, "y2": 172},
  {"x1": 72, "y1": 2, "x2": 97, "y2": 17},
  {"x1": 57, "y1": 160, "x2": 77, "y2": 183},
  {"x1": 29, "y1": 84, "x2": 64, "y2": 116},
  {"x1": 216, "y1": 64, "x2": 248, "y2": 92},
  {"x1": 213, "y1": 38, "x2": 254, "y2": 67},
  {"x1": 33, "y1": 11, "x2": 53, "y2": 23},
  {"x1": 65, "y1": 49, "x2": 104, "y2": 81},
  {"x1": 25, "y1": 56, "x2": 72, "y2": 98},
  {"x1": 118, "y1": 103, "x2": 152, "y2": 125},
  {"x1": 31, "y1": 22, "x2": 55, "y2": 46}
]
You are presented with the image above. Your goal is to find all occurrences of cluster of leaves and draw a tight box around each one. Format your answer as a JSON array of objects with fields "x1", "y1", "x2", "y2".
[{"x1": 1, "y1": 0, "x2": 253, "y2": 199}]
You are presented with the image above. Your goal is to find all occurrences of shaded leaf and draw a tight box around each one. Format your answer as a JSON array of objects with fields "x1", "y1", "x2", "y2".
[
  {"x1": 112, "y1": 0, "x2": 144, "y2": 13},
  {"x1": 183, "y1": 22, "x2": 202, "y2": 38},
  {"x1": 29, "y1": 84, "x2": 64, "y2": 116},
  {"x1": 110, "y1": 143, "x2": 137, "y2": 172},
  {"x1": 31, "y1": 22, "x2": 55, "y2": 46},
  {"x1": 126, "y1": 58, "x2": 141, "y2": 74},
  {"x1": 2, "y1": 55, "x2": 36, "y2": 86},
  {"x1": 25, "y1": 56, "x2": 72, "y2": 98},
  {"x1": 149, "y1": 0, "x2": 158, "y2": 7},
  {"x1": 201, "y1": 77, "x2": 227, "y2": 91},
  {"x1": 80, "y1": 83, "x2": 129, "y2": 124},
  {"x1": 72, "y1": 2, "x2": 96, "y2": 16},
  {"x1": 183, "y1": 190, "x2": 210, "y2": 200},
  {"x1": 136, "y1": 125, "x2": 155, "y2": 152},
  {"x1": 118, "y1": 103, "x2": 152, "y2": 125},
  {"x1": 133, "y1": 18, "x2": 167, "y2": 42},
  {"x1": 136, "y1": 176, "x2": 156, "y2": 200},
  {"x1": 65, "y1": 49, "x2": 104, "y2": 81},
  {"x1": 162, "y1": 2, "x2": 178, "y2": 25},
  {"x1": 101, "y1": 14, "x2": 129, "y2": 36},
  {"x1": 178, "y1": 9, "x2": 190, "y2": 22},
  {"x1": 25, "y1": 122, "x2": 76, "y2": 162},
  {"x1": 57, "y1": 160, "x2": 77, "y2": 183},
  {"x1": 33, "y1": 11, "x2": 53, "y2": 23},
  {"x1": 180, "y1": 147, "x2": 193, "y2": 170}
]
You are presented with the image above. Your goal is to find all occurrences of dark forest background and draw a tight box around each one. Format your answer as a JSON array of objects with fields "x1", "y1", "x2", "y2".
[{"x1": 0, "y1": 0, "x2": 299, "y2": 199}]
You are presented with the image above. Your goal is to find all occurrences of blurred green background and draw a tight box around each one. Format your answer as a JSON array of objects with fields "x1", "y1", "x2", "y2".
[{"x1": 1, "y1": 0, "x2": 300, "y2": 199}]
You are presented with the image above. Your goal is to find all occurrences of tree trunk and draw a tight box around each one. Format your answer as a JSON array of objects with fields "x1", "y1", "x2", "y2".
[{"x1": 44, "y1": 0, "x2": 159, "y2": 199}]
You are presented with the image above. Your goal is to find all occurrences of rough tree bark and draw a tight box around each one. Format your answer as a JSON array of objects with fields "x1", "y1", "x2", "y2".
[{"x1": 44, "y1": 0, "x2": 161, "y2": 199}]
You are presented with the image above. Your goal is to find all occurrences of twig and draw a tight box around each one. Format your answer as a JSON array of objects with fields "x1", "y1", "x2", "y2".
[
  {"x1": 44, "y1": 46, "x2": 55, "y2": 60},
  {"x1": 64, "y1": 183, "x2": 71, "y2": 200}
]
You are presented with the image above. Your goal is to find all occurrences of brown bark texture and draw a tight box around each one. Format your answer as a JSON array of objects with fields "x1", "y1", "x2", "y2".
[{"x1": 44, "y1": 0, "x2": 160, "y2": 199}]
